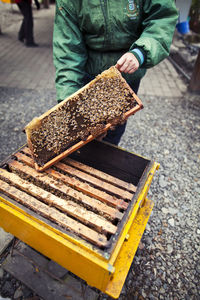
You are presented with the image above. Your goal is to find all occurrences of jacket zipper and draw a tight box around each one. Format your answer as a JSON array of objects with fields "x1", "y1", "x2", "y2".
[{"x1": 100, "y1": 0, "x2": 108, "y2": 48}]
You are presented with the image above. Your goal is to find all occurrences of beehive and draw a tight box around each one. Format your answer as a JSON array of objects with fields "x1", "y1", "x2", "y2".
[
  {"x1": 0, "y1": 141, "x2": 159, "y2": 298},
  {"x1": 25, "y1": 66, "x2": 143, "y2": 170}
]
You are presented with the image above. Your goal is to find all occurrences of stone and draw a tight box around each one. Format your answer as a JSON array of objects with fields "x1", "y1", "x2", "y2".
[
  {"x1": 164, "y1": 149, "x2": 170, "y2": 155},
  {"x1": 146, "y1": 223, "x2": 151, "y2": 232},
  {"x1": 159, "y1": 287, "x2": 165, "y2": 294},
  {"x1": 139, "y1": 242, "x2": 145, "y2": 250},
  {"x1": 170, "y1": 44, "x2": 179, "y2": 53},
  {"x1": 167, "y1": 244, "x2": 173, "y2": 254},
  {"x1": 168, "y1": 207, "x2": 178, "y2": 215},
  {"x1": 162, "y1": 207, "x2": 169, "y2": 214},
  {"x1": 13, "y1": 287, "x2": 23, "y2": 299},
  {"x1": 142, "y1": 290, "x2": 147, "y2": 298},
  {"x1": 1, "y1": 281, "x2": 15, "y2": 297},
  {"x1": 168, "y1": 218, "x2": 175, "y2": 227},
  {"x1": 0, "y1": 228, "x2": 13, "y2": 255},
  {"x1": 159, "y1": 175, "x2": 168, "y2": 188},
  {"x1": 186, "y1": 219, "x2": 193, "y2": 227},
  {"x1": 155, "y1": 243, "x2": 164, "y2": 251},
  {"x1": 164, "y1": 190, "x2": 168, "y2": 197},
  {"x1": 182, "y1": 239, "x2": 188, "y2": 245},
  {"x1": 155, "y1": 278, "x2": 162, "y2": 287},
  {"x1": 148, "y1": 294, "x2": 156, "y2": 300}
]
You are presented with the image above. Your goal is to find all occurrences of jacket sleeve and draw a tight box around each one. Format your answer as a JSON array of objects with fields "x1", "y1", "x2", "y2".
[
  {"x1": 53, "y1": 0, "x2": 87, "y2": 102},
  {"x1": 130, "y1": 0, "x2": 178, "y2": 68}
]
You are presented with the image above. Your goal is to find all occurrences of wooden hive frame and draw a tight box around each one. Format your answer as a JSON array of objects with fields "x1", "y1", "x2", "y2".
[
  {"x1": 25, "y1": 66, "x2": 143, "y2": 171},
  {"x1": 0, "y1": 141, "x2": 159, "y2": 298}
]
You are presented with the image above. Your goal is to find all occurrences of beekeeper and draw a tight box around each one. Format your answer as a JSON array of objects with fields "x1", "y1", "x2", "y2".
[{"x1": 53, "y1": 0, "x2": 178, "y2": 145}]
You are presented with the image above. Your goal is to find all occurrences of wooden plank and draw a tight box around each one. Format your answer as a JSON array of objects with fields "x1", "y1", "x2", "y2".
[
  {"x1": 0, "y1": 179, "x2": 108, "y2": 247},
  {"x1": 9, "y1": 159, "x2": 123, "y2": 221},
  {"x1": 22, "y1": 146, "x2": 34, "y2": 156},
  {"x1": 2, "y1": 242, "x2": 99, "y2": 300},
  {"x1": 0, "y1": 169, "x2": 117, "y2": 235},
  {"x1": 23, "y1": 147, "x2": 136, "y2": 193},
  {"x1": 65, "y1": 157, "x2": 136, "y2": 193},
  {"x1": 15, "y1": 152, "x2": 128, "y2": 210},
  {"x1": 56, "y1": 162, "x2": 133, "y2": 200}
]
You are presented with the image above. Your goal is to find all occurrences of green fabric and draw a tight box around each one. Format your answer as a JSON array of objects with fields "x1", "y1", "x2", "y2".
[{"x1": 53, "y1": 0, "x2": 178, "y2": 101}]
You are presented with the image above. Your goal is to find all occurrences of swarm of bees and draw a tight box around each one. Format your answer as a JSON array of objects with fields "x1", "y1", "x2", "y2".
[{"x1": 25, "y1": 67, "x2": 138, "y2": 166}]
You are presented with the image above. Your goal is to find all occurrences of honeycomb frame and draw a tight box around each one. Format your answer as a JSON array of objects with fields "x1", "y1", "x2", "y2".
[{"x1": 25, "y1": 66, "x2": 143, "y2": 171}]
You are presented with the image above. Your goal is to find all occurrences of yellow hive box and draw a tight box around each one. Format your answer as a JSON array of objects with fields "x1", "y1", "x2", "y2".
[
  {"x1": 1, "y1": 0, "x2": 15, "y2": 3},
  {"x1": 0, "y1": 141, "x2": 159, "y2": 298}
]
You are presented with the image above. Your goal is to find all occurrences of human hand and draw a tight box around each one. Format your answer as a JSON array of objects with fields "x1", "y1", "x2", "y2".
[{"x1": 116, "y1": 52, "x2": 139, "y2": 74}]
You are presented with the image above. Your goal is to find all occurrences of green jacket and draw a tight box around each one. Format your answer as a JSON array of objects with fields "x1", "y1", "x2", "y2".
[{"x1": 53, "y1": 0, "x2": 178, "y2": 101}]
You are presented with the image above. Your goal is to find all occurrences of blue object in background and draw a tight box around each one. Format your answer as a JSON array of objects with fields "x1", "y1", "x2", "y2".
[{"x1": 176, "y1": 20, "x2": 190, "y2": 34}]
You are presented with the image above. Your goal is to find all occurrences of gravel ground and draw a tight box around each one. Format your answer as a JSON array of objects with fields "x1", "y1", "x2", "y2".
[
  {"x1": 118, "y1": 93, "x2": 200, "y2": 300},
  {"x1": 0, "y1": 85, "x2": 200, "y2": 299},
  {"x1": 0, "y1": 87, "x2": 56, "y2": 163}
]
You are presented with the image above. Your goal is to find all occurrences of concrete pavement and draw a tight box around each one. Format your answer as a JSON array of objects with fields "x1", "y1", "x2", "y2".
[{"x1": 0, "y1": 3, "x2": 55, "y2": 90}]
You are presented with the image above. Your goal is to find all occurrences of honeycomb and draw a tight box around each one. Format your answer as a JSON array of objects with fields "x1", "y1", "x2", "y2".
[{"x1": 25, "y1": 66, "x2": 138, "y2": 166}]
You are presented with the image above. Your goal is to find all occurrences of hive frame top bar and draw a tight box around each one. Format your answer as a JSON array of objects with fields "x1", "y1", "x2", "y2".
[{"x1": 25, "y1": 66, "x2": 143, "y2": 172}]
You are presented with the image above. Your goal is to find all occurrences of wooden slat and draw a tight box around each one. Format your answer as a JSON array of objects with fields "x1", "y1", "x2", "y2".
[
  {"x1": 22, "y1": 147, "x2": 36, "y2": 156},
  {"x1": 0, "y1": 169, "x2": 117, "y2": 235},
  {"x1": 65, "y1": 157, "x2": 137, "y2": 193},
  {"x1": 0, "y1": 179, "x2": 108, "y2": 247},
  {"x1": 15, "y1": 152, "x2": 128, "y2": 210},
  {"x1": 55, "y1": 162, "x2": 133, "y2": 200},
  {"x1": 46, "y1": 168, "x2": 128, "y2": 211},
  {"x1": 23, "y1": 147, "x2": 136, "y2": 193},
  {"x1": 9, "y1": 160, "x2": 123, "y2": 221}
]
